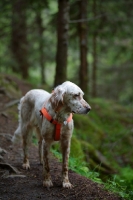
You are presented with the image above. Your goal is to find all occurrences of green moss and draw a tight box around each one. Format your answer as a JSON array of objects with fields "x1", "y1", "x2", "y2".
[
  {"x1": 73, "y1": 97, "x2": 133, "y2": 170},
  {"x1": 74, "y1": 114, "x2": 104, "y2": 147},
  {"x1": 70, "y1": 136, "x2": 84, "y2": 160},
  {"x1": 0, "y1": 74, "x2": 22, "y2": 98}
]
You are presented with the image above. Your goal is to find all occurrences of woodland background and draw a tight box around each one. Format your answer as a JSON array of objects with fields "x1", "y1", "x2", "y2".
[
  {"x1": 0, "y1": 0, "x2": 133, "y2": 199},
  {"x1": 1, "y1": 0, "x2": 133, "y2": 104}
]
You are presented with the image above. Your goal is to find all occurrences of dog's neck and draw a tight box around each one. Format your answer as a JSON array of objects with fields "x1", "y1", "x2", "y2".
[{"x1": 45, "y1": 100, "x2": 71, "y2": 124}]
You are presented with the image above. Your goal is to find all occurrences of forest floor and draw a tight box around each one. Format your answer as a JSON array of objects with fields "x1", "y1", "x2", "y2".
[{"x1": 0, "y1": 75, "x2": 122, "y2": 200}]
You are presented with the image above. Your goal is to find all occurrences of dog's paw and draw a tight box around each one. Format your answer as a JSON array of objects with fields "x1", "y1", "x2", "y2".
[
  {"x1": 63, "y1": 181, "x2": 73, "y2": 189},
  {"x1": 43, "y1": 179, "x2": 53, "y2": 188},
  {"x1": 22, "y1": 162, "x2": 30, "y2": 170}
]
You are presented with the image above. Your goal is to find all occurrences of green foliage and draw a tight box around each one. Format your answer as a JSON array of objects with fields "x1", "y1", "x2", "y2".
[
  {"x1": 73, "y1": 114, "x2": 104, "y2": 147},
  {"x1": 104, "y1": 173, "x2": 133, "y2": 200},
  {"x1": 51, "y1": 136, "x2": 85, "y2": 163},
  {"x1": 52, "y1": 148, "x2": 130, "y2": 199},
  {"x1": 116, "y1": 166, "x2": 133, "y2": 191},
  {"x1": 74, "y1": 98, "x2": 133, "y2": 166},
  {"x1": 70, "y1": 136, "x2": 85, "y2": 160},
  {"x1": 32, "y1": 133, "x2": 38, "y2": 145},
  {"x1": 31, "y1": 96, "x2": 133, "y2": 198},
  {"x1": 52, "y1": 148, "x2": 102, "y2": 184},
  {"x1": 1, "y1": 0, "x2": 133, "y2": 104},
  {"x1": 72, "y1": 98, "x2": 133, "y2": 198}
]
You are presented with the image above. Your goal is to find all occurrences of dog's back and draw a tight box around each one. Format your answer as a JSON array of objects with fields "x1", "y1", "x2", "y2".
[{"x1": 12, "y1": 89, "x2": 50, "y2": 143}]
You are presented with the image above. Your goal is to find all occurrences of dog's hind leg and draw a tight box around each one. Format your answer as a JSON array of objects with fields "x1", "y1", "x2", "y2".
[
  {"x1": 12, "y1": 125, "x2": 22, "y2": 143},
  {"x1": 22, "y1": 125, "x2": 32, "y2": 170}
]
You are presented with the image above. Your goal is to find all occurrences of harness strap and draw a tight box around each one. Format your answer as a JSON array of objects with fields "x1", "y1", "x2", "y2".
[{"x1": 40, "y1": 108, "x2": 72, "y2": 141}]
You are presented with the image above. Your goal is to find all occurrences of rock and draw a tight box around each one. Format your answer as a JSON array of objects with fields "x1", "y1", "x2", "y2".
[
  {"x1": 0, "y1": 155, "x2": 4, "y2": 162},
  {"x1": 0, "y1": 133, "x2": 12, "y2": 141},
  {"x1": 0, "y1": 147, "x2": 7, "y2": 155}
]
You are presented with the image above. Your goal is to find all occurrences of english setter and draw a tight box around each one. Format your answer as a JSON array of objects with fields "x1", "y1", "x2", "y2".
[{"x1": 12, "y1": 81, "x2": 91, "y2": 188}]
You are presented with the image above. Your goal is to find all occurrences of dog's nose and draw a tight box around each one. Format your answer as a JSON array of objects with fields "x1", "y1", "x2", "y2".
[{"x1": 87, "y1": 106, "x2": 91, "y2": 112}]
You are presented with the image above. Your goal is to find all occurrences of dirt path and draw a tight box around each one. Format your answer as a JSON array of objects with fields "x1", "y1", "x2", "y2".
[{"x1": 0, "y1": 75, "x2": 122, "y2": 200}]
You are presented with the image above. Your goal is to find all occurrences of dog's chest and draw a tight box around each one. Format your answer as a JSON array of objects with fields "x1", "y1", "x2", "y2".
[{"x1": 41, "y1": 119, "x2": 73, "y2": 141}]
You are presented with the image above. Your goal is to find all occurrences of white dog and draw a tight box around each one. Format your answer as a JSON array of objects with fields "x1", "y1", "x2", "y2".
[{"x1": 12, "y1": 81, "x2": 91, "y2": 188}]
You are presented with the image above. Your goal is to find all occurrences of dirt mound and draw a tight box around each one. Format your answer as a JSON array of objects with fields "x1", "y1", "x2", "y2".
[{"x1": 0, "y1": 75, "x2": 122, "y2": 200}]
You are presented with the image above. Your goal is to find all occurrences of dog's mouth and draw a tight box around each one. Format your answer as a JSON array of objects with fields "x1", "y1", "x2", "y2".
[
  {"x1": 72, "y1": 107, "x2": 91, "y2": 114},
  {"x1": 72, "y1": 111, "x2": 76, "y2": 114}
]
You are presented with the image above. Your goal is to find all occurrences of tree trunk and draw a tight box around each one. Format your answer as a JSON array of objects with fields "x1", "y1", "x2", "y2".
[
  {"x1": 36, "y1": 11, "x2": 45, "y2": 84},
  {"x1": 78, "y1": 0, "x2": 88, "y2": 99},
  {"x1": 11, "y1": 0, "x2": 29, "y2": 79},
  {"x1": 92, "y1": 34, "x2": 97, "y2": 97},
  {"x1": 54, "y1": 0, "x2": 69, "y2": 87},
  {"x1": 92, "y1": 0, "x2": 97, "y2": 97}
]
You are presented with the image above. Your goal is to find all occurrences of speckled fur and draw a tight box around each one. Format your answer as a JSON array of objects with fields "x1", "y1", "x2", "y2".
[{"x1": 12, "y1": 81, "x2": 91, "y2": 188}]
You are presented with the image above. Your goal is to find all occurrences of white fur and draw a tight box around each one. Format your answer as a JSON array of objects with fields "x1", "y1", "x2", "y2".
[{"x1": 12, "y1": 81, "x2": 91, "y2": 188}]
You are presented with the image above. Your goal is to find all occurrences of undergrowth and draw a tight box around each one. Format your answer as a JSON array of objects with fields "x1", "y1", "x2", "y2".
[
  {"x1": 51, "y1": 148, "x2": 133, "y2": 200},
  {"x1": 31, "y1": 96, "x2": 133, "y2": 199}
]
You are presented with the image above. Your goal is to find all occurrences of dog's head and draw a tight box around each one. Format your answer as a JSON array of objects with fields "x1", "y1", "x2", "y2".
[{"x1": 50, "y1": 81, "x2": 91, "y2": 114}]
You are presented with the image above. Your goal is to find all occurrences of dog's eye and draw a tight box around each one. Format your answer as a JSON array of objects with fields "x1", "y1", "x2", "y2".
[{"x1": 74, "y1": 94, "x2": 80, "y2": 98}]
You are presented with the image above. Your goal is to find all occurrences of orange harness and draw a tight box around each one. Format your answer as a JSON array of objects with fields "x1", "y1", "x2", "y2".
[{"x1": 40, "y1": 108, "x2": 73, "y2": 141}]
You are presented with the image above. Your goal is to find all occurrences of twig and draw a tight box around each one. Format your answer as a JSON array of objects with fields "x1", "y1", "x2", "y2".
[
  {"x1": 60, "y1": 193, "x2": 67, "y2": 198},
  {"x1": 0, "y1": 163, "x2": 20, "y2": 174},
  {"x1": 5, "y1": 99, "x2": 20, "y2": 108}
]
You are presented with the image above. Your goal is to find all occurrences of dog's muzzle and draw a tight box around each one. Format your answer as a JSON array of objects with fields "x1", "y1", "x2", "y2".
[
  {"x1": 84, "y1": 106, "x2": 91, "y2": 114},
  {"x1": 87, "y1": 106, "x2": 91, "y2": 113}
]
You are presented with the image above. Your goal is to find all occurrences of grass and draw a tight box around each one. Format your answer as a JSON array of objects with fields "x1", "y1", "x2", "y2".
[{"x1": 51, "y1": 148, "x2": 133, "y2": 199}]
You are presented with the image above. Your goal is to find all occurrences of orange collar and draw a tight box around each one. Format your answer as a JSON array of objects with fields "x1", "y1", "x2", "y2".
[{"x1": 40, "y1": 107, "x2": 72, "y2": 141}]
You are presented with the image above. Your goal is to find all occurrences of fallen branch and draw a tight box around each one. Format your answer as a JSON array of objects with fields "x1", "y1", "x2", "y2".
[
  {"x1": 5, "y1": 99, "x2": 20, "y2": 108},
  {"x1": 4, "y1": 174, "x2": 26, "y2": 178},
  {"x1": 0, "y1": 163, "x2": 20, "y2": 174}
]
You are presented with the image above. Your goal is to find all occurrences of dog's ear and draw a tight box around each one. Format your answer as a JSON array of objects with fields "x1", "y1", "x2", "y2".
[{"x1": 50, "y1": 86, "x2": 66, "y2": 112}]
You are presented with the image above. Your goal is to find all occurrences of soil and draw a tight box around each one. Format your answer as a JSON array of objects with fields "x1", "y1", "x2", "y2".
[{"x1": 0, "y1": 75, "x2": 122, "y2": 200}]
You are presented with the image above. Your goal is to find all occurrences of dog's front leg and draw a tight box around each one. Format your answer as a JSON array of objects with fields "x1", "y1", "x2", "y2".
[
  {"x1": 61, "y1": 135, "x2": 73, "y2": 188},
  {"x1": 36, "y1": 127, "x2": 43, "y2": 164},
  {"x1": 42, "y1": 139, "x2": 53, "y2": 188}
]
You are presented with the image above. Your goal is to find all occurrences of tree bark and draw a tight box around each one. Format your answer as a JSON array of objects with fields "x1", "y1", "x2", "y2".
[
  {"x1": 78, "y1": 0, "x2": 88, "y2": 99},
  {"x1": 54, "y1": 0, "x2": 69, "y2": 87},
  {"x1": 92, "y1": 0, "x2": 97, "y2": 97},
  {"x1": 36, "y1": 11, "x2": 45, "y2": 84},
  {"x1": 11, "y1": 0, "x2": 29, "y2": 79}
]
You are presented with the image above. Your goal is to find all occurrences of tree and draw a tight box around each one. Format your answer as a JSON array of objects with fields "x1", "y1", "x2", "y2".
[
  {"x1": 36, "y1": 11, "x2": 45, "y2": 84},
  {"x1": 78, "y1": 0, "x2": 89, "y2": 99},
  {"x1": 11, "y1": 0, "x2": 29, "y2": 79},
  {"x1": 54, "y1": 0, "x2": 69, "y2": 86},
  {"x1": 92, "y1": 0, "x2": 97, "y2": 97}
]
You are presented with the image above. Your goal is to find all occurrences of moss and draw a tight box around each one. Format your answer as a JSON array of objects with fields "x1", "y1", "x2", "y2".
[
  {"x1": 80, "y1": 141, "x2": 115, "y2": 175},
  {"x1": 70, "y1": 136, "x2": 84, "y2": 160},
  {"x1": 0, "y1": 74, "x2": 22, "y2": 98},
  {"x1": 74, "y1": 114, "x2": 104, "y2": 148}
]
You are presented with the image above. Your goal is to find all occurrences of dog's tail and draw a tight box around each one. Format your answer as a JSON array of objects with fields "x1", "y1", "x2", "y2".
[{"x1": 12, "y1": 97, "x2": 24, "y2": 143}]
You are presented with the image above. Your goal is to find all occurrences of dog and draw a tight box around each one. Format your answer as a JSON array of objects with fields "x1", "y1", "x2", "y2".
[{"x1": 12, "y1": 81, "x2": 91, "y2": 188}]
